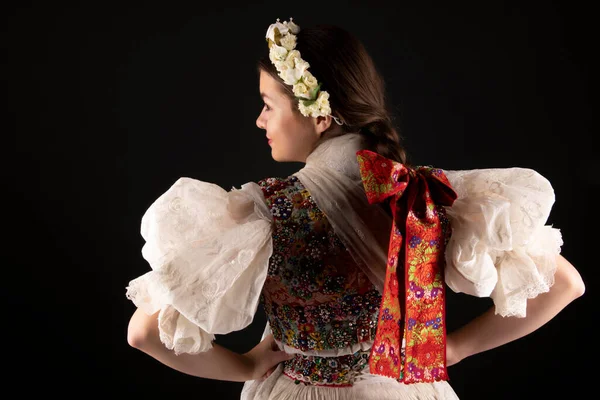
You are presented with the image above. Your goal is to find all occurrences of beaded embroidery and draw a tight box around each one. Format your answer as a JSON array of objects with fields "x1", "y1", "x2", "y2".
[
  {"x1": 257, "y1": 175, "x2": 382, "y2": 385},
  {"x1": 283, "y1": 349, "x2": 370, "y2": 387}
]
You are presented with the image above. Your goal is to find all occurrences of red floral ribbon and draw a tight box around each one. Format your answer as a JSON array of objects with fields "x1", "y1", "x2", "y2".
[{"x1": 356, "y1": 149, "x2": 458, "y2": 383}]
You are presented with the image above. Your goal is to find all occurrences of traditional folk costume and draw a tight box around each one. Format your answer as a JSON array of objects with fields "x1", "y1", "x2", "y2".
[{"x1": 126, "y1": 19, "x2": 562, "y2": 400}]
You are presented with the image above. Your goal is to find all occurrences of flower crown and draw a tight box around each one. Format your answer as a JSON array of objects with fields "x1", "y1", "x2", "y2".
[{"x1": 265, "y1": 18, "x2": 343, "y2": 125}]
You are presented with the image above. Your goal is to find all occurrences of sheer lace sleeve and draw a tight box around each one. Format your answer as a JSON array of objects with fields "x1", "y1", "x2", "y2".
[
  {"x1": 126, "y1": 177, "x2": 273, "y2": 354},
  {"x1": 442, "y1": 168, "x2": 563, "y2": 317}
]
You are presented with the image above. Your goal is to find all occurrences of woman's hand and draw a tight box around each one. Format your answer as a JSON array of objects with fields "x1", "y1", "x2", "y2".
[{"x1": 242, "y1": 333, "x2": 294, "y2": 381}]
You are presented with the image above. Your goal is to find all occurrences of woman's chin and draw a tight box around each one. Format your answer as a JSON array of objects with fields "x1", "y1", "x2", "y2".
[{"x1": 271, "y1": 151, "x2": 289, "y2": 163}]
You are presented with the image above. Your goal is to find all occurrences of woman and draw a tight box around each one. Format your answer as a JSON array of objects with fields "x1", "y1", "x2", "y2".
[{"x1": 126, "y1": 18, "x2": 585, "y2": 399}]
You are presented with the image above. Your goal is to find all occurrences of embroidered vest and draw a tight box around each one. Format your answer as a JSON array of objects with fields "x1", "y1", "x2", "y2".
[{"x1": 257, "y1": 175, "x2": 382, "y2": 387}]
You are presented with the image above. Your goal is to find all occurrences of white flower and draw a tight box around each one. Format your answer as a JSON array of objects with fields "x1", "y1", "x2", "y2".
[
  {"x1": 269, "y1": 44, "x2": 288, "y2": 63},
  {"x1": 273, "y1": 60, "x2": 285, "y2": 73},
  {"x1": 274, "y1": 59, "x2": 296, "y2": 76},
  {"x1": 302, "y1": 71, "x2": 318, "y2": 89},
  {"x1": 293, "y1": 82, "x2": 311, "y2": 99},
  {"x1": 298, "y1": 102, "x2": 312, "y2": 117},
  {"x1": 285, "y1": 50, "x2": 301, "y2": 63},
  {"x1": 299, "y1": 101, "x2": 321, "y2": 117},
  {"x1": 293, "y1": 59, "x2": 310, "y2": 76},
  {"x1": 280, "y1": 34, "x2": 296, "y2": 51},
  {"x1": 316, "y1": 91, "x2": 330, "y2": 108},
  {"x1": 297, "y1": 90, "x2": 332, "y2": 118},
  {"x1": 279, "y1": 53, "x2": 310, "y2": 86},
  {"x1": 266, "y1": 21, "x2": 289, "y2": 42},
  {"x1": 280, "y1": 66, "x2": 303, "y2": 85},
  {"x1": 287, "y1": 55, "x2": 299, "y2": 68},
  {"x1": 286, "y1": 20, "x2": 300, "y2": 34},
  {"x1": 319, "y1": 103, "x2": 331, "y2": 116}
]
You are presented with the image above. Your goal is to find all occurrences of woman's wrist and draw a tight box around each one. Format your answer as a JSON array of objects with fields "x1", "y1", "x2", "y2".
[
  {"x1": 446, "y1": 330, "x2": 471, "y2": 365},
  {"x1": 240, "y1": 351, "x2": 258, "y2": 381}
]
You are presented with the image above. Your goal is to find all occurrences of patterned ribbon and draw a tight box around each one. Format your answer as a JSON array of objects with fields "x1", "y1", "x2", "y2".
[{"x1": 355, "y1": 149, "x2": 458, "y2": 383}]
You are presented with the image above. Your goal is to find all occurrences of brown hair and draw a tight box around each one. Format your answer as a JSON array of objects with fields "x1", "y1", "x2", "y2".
[{"x1": 257, "y1": 23, "x2": 411, "y2": 166}]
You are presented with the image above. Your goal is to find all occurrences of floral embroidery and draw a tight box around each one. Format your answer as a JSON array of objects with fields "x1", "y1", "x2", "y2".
[
  {"x1": 257, "y1": 175, "x2": 382, "y2": 385},
  {"x1": 356, "y1": 150, "x2": 458, "y2": 384},
  {"x1": 283, "y1": 349, "x2": 370, "y2": 387}
]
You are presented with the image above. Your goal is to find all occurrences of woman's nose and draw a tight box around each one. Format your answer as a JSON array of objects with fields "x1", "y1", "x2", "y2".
[{"x1": 256, "y1": 114, "x2": 265, "y2": 130}]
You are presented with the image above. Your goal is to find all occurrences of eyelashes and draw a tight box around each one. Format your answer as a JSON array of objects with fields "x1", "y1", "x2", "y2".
[{"x1": 263, "y1": 103, "x2": 271, "y2": 111}]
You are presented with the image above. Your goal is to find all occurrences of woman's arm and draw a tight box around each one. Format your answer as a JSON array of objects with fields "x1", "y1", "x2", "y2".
[
  {"x1": 447, "y1": 254, "x2": 585, "y2": 365},
  {"x1": 127, "y1": 308, "x2": 292, "y2": 382}
]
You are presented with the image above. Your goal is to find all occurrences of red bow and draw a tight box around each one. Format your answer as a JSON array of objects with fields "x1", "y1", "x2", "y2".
[{"x1": 356, "y1": 149, "x2": 458, "y2": 383}]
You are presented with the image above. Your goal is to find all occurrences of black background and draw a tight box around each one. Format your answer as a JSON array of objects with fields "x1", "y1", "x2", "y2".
[{"x1": 5, "y1": 1, "x2": 595, "y2": 398}]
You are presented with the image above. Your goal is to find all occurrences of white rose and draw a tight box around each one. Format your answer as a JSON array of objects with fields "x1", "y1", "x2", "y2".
[
  {"x1": 293, "y1": 83, "x2": 311, "y2": 99},
  {"x1": 280, "y1": 34, "x2": 296, "y2": 51},
  {"x1": 299, "y1": 101, "x2": 321, "y2": 117},
  {"x1": 276, "y1": 62, "x2": 288, "y2": 75},
  {"x1": 307, "y1": 102, "x2": 321, "y2": 116},
  {"x1": 285, "y1": 50, "x2": 301, "y2": 63},
  {"x1": 284, "y1": 57, "x2": 295, "y2": 69},
  {"x1": 273, "y1": 60, "x2": 285, "y2": 73},
  {"x1": 280, "y1": 66, "x2": 303, "y2": 85},
  {"x1": 293, "y1": 59, "x2": 310, "y2": 76},
  {"x1": 302, "y1": 71, "x2": 318, "y2": 89},
  {"x1": 269, "y1": 44, "x2": 288, "y2": 63},
  {"x1": 298, "y1": 102, "x2": 311, "y2": 117},
  {"x1": 316, "y1": 91, "x2": 330, "y2": 108},
  {"x1": 319, "y1": 103, "x2": 331, "y2": 117},
  {"x1": 275, "y1": 57, "x2": 294, "y2": 75}
]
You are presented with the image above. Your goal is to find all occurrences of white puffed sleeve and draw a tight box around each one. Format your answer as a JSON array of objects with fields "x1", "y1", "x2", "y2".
[
  {"x1": 442, "y1": 168, "x2": 563, "y2": 318},
  {"x1": 126, "y1": 177, "x2": 273, "y2": 354}
]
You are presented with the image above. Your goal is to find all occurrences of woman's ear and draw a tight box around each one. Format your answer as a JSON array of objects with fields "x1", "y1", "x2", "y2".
[{"x1": 313, "y1": 115, "x2": 333, "y2": 137}]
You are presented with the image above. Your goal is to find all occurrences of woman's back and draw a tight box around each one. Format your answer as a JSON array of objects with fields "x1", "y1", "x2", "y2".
[{"x1": 242, "y1": 172, "x2": 459, "y2": 399}]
